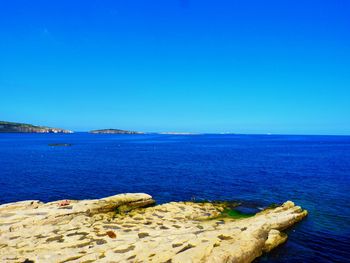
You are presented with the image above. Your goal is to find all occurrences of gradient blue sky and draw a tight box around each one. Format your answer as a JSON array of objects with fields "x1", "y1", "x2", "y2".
[{"x1": 1, "y1": 0, "x2": 349, "y2": 134}]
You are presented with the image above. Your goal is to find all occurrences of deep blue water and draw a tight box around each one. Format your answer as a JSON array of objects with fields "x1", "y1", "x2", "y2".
[{"x1": 0, "y1": 133, "x2": 349, "y2": 262}]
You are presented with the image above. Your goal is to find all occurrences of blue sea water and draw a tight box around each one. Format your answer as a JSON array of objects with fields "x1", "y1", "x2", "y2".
[{"x1": 0, "y1": 133, "x2": 349, "y2": 262}]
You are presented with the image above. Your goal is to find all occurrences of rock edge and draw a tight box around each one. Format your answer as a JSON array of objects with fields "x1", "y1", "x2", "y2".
[{"x1": 0, "y1": 193, "x2": 307, "y2": 263}]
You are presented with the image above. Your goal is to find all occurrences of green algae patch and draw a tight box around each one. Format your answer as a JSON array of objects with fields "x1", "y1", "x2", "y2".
[
  {"x1": 210, "y1": 201, "x2": 256, "y2": 219},
  {"x1": 192, "y1": 199, "x2": 240, "y2": 208},
  {"x1": 222, "y1": 208, "x2": 255, "y2": 219},
  {"x1": 192, "y1": 200, "x2": 257, "y2": 221}
]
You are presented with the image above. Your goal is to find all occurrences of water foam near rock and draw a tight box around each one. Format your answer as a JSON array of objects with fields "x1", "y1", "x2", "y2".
[{"x1": 0, "y1": 193, "x2": 307, "y2": 263}]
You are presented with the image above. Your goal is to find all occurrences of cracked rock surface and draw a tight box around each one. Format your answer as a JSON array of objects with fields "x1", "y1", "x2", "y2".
[{"x1": 0, "y1": 193, "x2": 307, "y2": 263}]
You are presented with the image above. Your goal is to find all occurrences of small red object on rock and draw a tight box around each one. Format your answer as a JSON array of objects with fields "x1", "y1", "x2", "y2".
[
  {"x1": 58, "y1": 200, "x2": 70, "y2": 207},
  {"x1": 106, "y1": 230, "x2": 117, "y2": 238}
]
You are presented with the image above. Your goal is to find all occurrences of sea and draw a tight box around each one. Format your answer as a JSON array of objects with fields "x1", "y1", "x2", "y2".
[{"x1": 0, "y1": 133, "x2": 349, "y2": 262}]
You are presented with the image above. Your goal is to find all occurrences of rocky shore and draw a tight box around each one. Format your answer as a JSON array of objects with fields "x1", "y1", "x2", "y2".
[
  {"x1": 0, "y1": 193, "x2": 307, "y2": 263},
  {"x1": 0, "y1": 121, "x2": 73, "y2": 133}
]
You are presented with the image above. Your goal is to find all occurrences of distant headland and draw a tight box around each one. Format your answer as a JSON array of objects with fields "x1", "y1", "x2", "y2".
[
  {"x1": 0, "y1": 121, "x2": 73, "y2": 134},
  {"x1": 0, "y1": 121, "x2": 206, "y2": 135},
  {"x1": 89, "y1": 129, "x2": 144, "y2": 134}
]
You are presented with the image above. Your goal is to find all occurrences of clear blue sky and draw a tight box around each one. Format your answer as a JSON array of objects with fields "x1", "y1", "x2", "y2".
[{"x1": 1, "y1": 1, "x2": 349, "y2": 134}]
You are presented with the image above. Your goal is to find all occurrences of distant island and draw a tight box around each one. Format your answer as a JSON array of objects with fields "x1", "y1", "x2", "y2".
[
  {"x1": 89, "y1": 129, "x2": 144, "y2": 134},
  {"x1": 0, "y1": 121, "x2": 73, "y2": 133}
]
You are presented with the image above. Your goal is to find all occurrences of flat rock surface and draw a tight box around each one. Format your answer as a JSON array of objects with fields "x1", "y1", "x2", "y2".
[{"x1": 0, "y1": 193, "x2": 307, "y2": 263}]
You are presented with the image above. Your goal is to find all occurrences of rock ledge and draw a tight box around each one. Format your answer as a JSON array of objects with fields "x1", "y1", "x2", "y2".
[{"x1": 0, "y1": 194, "x2": 307, "y2": 263}]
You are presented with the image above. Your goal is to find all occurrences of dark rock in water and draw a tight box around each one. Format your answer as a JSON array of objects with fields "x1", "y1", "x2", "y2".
[{"x1": 48, "y1": 143, "x2": 72, "y2": 147}]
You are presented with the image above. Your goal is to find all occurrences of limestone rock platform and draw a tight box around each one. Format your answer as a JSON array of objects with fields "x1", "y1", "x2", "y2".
[{"x1": 0, "y1": 193, "x2": 307, "y2": 263}]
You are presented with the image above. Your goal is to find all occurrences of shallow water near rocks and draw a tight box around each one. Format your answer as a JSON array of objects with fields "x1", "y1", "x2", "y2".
[
  {"x1": 223, "y1": 208, "x2": 254, "y2": 219},
  {"x1": 0, "y1": 133, "x2": 349, "y2": 262}
]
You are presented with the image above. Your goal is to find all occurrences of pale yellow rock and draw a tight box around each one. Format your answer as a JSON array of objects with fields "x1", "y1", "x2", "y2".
[
  {"x1": 0, "y1": 193, "x2": 307, "y2": 263},
  {"x1": 263, "y1": 229, "x2": 288, "y2": 252}
]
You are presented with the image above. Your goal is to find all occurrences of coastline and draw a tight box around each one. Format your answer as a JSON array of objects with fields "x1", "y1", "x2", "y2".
[{"x1": 0, "y1": 193, "x2": 307, "y2": 263}]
